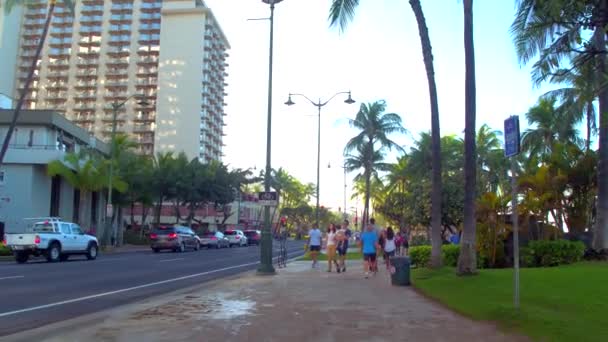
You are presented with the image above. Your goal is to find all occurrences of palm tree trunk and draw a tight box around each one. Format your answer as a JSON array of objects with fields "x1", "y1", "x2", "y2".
[
  {"x1": 155, "y1": 194, "x2": 163, "y2": 227},
  {"x1": 117, "y1": 207, "x2": 124, "y2": 246},
  {"x1": 130, "y1": 201, "x2": 135, "y2": 226},
  {"x1": 593, "y1": 11, "x2": 608, "y2": 251},
  {"x1": 458, "y1": 0, "x2": 478, "y2": 275},
  {"x1": 409, "y1": 0, "x2": 443, "y2": 268},
  {"x1": 0, "y1": 0, "x2": 56, "y2": 167},
  {"x1": 79, "y1": 191, "x2": 89, "y2": 228},
  {"x1": 586, "y1": 101, "x2": 593, "y2": 152},
  {"x1": 364, "y1": 168, "x2": 371, "y2": 228}
]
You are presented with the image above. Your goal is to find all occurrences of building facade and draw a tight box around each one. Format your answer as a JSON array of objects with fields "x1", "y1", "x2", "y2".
[
  {"x1": 0, "y1": 109, "x2": 109, "y2": 234},
  {"x1": 0, "y1": 3, "x2": 24, "y2": 108},
  {"x1": 11, "y1": 0, "x2": 229, "y2": 162}
]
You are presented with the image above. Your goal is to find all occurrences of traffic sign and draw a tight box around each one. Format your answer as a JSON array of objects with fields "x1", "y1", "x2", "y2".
[
  {"x1": 258, "y1": 191, "x2": 278, "y2": 206},
  {"x1": 504, "y1": 115, "x2": 521, "y2": 157}
]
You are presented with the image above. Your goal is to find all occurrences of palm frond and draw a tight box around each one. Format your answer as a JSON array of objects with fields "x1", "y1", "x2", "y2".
[{"x1": 328, "y1": 0, "x2": 360, "y2": 33}]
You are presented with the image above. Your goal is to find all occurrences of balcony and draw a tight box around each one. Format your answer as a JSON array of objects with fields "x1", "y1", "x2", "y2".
[
  {"x1": 139, "y1": 23, "x2": 160, "y2": 33},
  {"x1": 80, "y1": 15, "x2": 103, "y2": 24},
  {"x1": 133, "y1": 124, "x2": 153, "y2": 132},
  {"x1": 25, "y1": 8, "x2": 46, "y2": 18},
  {"x1": 74, "y1": 81, "x2": 96, "y2": 90},
  {"x1": 72, "y1": 114, "x2": 96, "y2": 123},
  {"x1": 49, "y1": 28, "x2": 72, "y2": 38},
  {"x1": 73, "y1": 92, "x2": 97, "y2": 101},
  {"x1": 82, "y1": 0, "x2": 103, "y2": 5},
  {"x1": 111, "y1": 4, "x2": 133, "y2": 14},
  {"x1": 73, "y1": 103, "x2": 96, "y2": 111},
  {"x1": 46, "y1": 83, "x2": 68, "y2": 91},
  {"x1": 22, "y1": 28, "x2": 43, "y2": 39},
  {"x1": 110, "y1": 14, "x2": 133, "y2": 24},
  {"x1": 138, "y1": 34, "x2": 160, "y2": 45},
  {"x1": 79, "y1": 26, "x2": 102, "y2": 35},
  {"x1": 49, "y1": 38, "x2": 72, "y2": 48},
  {"x1": 133, "y1": 114, "x2": 156, "y2": 122},
  {"x1": 78, "y1": 39, "x2": 101, "y2": 48},
  {"x1": 23, "y1": 19, "x2": 45, "y2": 28},
  {"x1": 136, "y1": 68, "x2": 157, "y2": 77},
  {"x1": 106, "y1": 69, "x2": 129, "y2": 78},
  {"x1": 107, "y1": 48, "x2": 130, "y2": 58},
  {"x1": 136, "y1": 56, "x2": 158, "y2": 65},
  {"x1": 47, "y1": 71, "x2": 69, "y2": 79},
  {"x1": 51, "y1": 18, "x2": 73, "y2": 27},
  {"x1": 105, "y1": 80, "x2": 128, "y2": 89},
  {"x1": 108, "y1": 35, "x2": 131, "y2": 46},
  {"x1": 75, "y1": 69, "x2": 98, "y2": 78},
  {"x1": 76, "y1": 58, "x2": 99, "y2": 67},
  {"x1": 77, "y1": 50, "x2": 99, "y2": 58},
  {"x1": 106, "y1": 58, "x2": 129, "y2": 68},
  {"x1": 135, "y1": 79, "x2": 157, "y2": 89},
  {"x1": 81, "y1": 5, "x2": 103, "y2": 15},
  {"x1": 101, "y1": 114, "x2": 127, "y2": 122},
  {"x1": 104, "y1": 92, "x2": 128, "y2": 101},
  {"x1": 139, "y1": 13, "x2": 160, "y2": 22},
  {"x1": 109, "y1": 25, "x2": 131, "y2": 34},
  {"x1": 53, "y1": 7, "x2": 72, "y2": 17}
]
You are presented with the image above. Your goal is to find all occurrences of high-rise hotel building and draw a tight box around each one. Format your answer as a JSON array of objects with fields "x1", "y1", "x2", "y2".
[{"x1": 11, "y1": 0, "x2": 229, "y2": 161}]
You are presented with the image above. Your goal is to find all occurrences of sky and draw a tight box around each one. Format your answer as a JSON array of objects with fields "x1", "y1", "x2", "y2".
[{"x1": 206, "y1": 0, "x2": 552, "y2": 214}]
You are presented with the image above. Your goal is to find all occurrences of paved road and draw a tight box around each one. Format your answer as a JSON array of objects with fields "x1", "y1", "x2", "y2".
[{"x1": 0, "y1": 240, "x2": 305, "y2": 337}]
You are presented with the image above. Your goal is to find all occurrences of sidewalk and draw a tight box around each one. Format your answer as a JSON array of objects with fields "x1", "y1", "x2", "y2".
[
  {"x1": 100, "y1": 244, "x2": 150, "y2": 254},
  {"x1": 16, "y1": 261, "x2": 526, "y2": 342}
]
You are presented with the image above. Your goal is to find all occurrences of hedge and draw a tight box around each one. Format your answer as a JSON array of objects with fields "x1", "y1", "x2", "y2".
[
  {"x1": 0, "y1": 244, "x2": 12, "y2": 256},
  {"x1": 520, "y1": 240, "x2": 585, "y2": 267},
  {"x1": 409, "y1": 245, "x2": 460, "y2": 267}
]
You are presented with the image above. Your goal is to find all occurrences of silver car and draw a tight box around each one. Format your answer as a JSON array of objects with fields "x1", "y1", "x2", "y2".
[
  {"x1": 224, "y1": 229, "x2": 248, "y2": 247},
  {"x1": 199, "y1": 231, "x2": 230, "y2": 249}
]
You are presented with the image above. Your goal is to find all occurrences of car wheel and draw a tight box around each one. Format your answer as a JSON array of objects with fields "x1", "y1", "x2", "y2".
[
  {"x1": 194, "y1": 242, "x2": 200, "y2": 251},
  {"x1": 15, "y1": 252, "x2": 29, "y2": 264},
  {"x1": 86, "y1": 243, "x2": 98, "y2": 260},
  {"x1": 46, "y1": 243, "x2": 61, "y2": 263},
  {"x1": 179, "y1": 242, "x2": 186, "y2": 253}
]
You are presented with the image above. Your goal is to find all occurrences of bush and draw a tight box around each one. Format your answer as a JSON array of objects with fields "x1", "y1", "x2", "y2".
[
  {"x1": 522, "y1": 240, "x2": 585, "y2": 267},
  {"x1": 0, "y1": 244, "x2": 12, "y2": 256},
  {"x1": 410, "y1": 235, "x2": 430, "y2": 247},
  {"x1": 442, "y1": 244, "x2": 460, "y2": 267},
  {"x1": 123, "y1": 230, "x2": 151, "y2": 245},
  {"x1": 409, "y1": 245, "x2": 431, "y2": 267}
]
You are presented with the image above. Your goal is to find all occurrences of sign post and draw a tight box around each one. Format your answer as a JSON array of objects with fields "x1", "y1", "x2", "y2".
[
  {"x1": 258, "y1": 191, "x2": 278, "y2": 206},
  {"x1": 504, "y1": 115, "x2": 521, "y2": 309}
]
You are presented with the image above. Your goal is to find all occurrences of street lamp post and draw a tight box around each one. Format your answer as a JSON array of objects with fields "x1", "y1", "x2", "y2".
[
  {"x1": 105, "y1": 94, "x2": 148, "y2": 246},
  {"x1": 258, "y1": 0, "x2": 283, "y2": 275},
  {"x1": 285, "y1": 91, "x2": 355, "y2": 230}
]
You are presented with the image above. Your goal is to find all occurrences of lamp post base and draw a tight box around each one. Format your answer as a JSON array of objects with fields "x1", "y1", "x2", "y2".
[{"x1": 257, "y1": 263, "x2": 276, "y2": 275}]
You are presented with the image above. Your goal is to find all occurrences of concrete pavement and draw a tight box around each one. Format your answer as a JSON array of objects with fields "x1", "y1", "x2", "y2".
[
  {"x1": 9, "y1": 260, "x2": 528, "y2": 342},
  {"x1": 0, "y1": 240, "x2": 305, "y2": 337}
]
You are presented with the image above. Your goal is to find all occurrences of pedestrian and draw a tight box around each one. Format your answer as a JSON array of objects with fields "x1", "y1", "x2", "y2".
[
  {"x1": 395, "y1": 231, "x2": 403, "y2": 256},
  {"x1": 308, "y1": 225, "x2": 322, "y2": 268},
  {"x1": 326, "y1": 224, "x2": 339, "y2": 272},
  {"x1": 383, "y1": 227, "x2": 397, "y2": 270},
  {"x1": 369, "y1": 218, "x2": 382, "y2": 273},
  {"x1": 400, "y1": 228, "x2": 410, "y2": 256},
  {"x1": 336, "y1": 219, "x2": 352, "y2": 273},
  {"x1": 360, "y1": 223, "x2": 379, "y2": 279}
]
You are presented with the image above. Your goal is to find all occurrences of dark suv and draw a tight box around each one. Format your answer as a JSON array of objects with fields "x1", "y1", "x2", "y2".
[
  {"x1": 244, "y1": 230, "x2": 261, "y2": 245},
  {"x1": 150, "y1": 226, "x2": 200, "y2": 253}
]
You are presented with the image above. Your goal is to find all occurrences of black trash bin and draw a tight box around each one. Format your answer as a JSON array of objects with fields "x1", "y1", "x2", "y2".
[{"x1": 389, "y1": 256, "x2": 411, "y2": 286}]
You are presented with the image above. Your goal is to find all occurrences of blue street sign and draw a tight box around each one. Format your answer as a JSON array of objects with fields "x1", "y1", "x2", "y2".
[{"x1": 504, "y1": 115, "x2": 520, "y2": 157}]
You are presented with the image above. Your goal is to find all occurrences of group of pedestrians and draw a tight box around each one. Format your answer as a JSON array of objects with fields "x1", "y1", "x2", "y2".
[
  {"x1": 307, "y1": 219, "x2": 353, "y2": 273},
  {"x1": 307, "y1": 218, "x2": 409, "y2": 279}
]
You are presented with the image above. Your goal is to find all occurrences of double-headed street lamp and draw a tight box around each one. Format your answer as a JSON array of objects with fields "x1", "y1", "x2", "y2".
[
  {"x1": 105, "y1": 94, "x2": 148, "y2": 246},
  {"x1": 285, "y1": 91, "x2": 355, "y2": 230},
  {"x1": 258, "y1": 0, "x2": 284, "y2": 275}
]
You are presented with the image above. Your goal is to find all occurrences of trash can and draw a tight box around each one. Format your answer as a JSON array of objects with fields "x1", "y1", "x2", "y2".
[{"x1": 389, "y1": 256, "x2": 411, "y2": 286}]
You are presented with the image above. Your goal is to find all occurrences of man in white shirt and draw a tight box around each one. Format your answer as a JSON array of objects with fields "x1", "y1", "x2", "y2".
[{"x1": 308, "y1": 226, "x2": 322, "y2": 268}]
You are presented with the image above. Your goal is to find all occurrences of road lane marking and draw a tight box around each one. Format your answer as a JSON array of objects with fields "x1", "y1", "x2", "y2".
[
  {"x1": 159, "y1": 258, "x2": 184, "y2": 263},
  {"x1": 0, "y1": 276, "x2": 24, "y2": 280},
  {"x1": 0, "y1": 249, "x2": 305, "y2": 318}
]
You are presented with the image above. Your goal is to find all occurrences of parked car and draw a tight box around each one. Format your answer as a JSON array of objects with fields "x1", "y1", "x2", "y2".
[
  {"x1": 224, "y1": 229, "x2": 248, "y2": 247},
  {"x1": 244, "y1": 230, "x2": 261, "y2": 245},
  {"x1": 199, "y1": 231, "x2": 230, "y2": 249},
  {"x1": 3, "y1": 217, "x2": 98, "y2": 263},
  {"x1": 150, "y1": 225, "x2": 200, "y2": 253}
]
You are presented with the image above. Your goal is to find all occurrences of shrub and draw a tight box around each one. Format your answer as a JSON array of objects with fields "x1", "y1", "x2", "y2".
[
  {"x1": 442, "y1": 244, "x2": 460, "y2": 267},
  {"x1": 409, "y1": 245, "x2": 431, "y2": 267},
  {"x1": 410, "y1": 235, "x2": 430, "y2": 247},
  {"x1": 0, "y1": 244, "x2": 12, "y2": 256},
  {"x1": 522, "y1": 240, "x2": 585, "y2": 267}
]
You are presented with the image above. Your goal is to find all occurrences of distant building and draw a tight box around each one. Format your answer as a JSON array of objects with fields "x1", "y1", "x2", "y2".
[
  {"x1": 0, "y1": 3, "x2": 23, "y2": 108},
  {"x1": 10, "y1": 0, "x2": 229, "y2": 162},
  {"x1": 0, "y1": 109, "x2": 109, "y2": 234}
]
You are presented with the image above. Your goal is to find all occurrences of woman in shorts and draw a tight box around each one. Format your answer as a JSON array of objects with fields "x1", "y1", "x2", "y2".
[{"x1": 383, "y1": 227, "x2": 397, "y2": 269}]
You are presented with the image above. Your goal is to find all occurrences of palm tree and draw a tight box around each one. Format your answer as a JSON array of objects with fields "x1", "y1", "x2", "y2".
[
  {"x1": 329, "y1": 0, "x2": 443, "y2": 267},
  {"x1": 511, "y1": 0, "x2": 608, "y2": 251},
  {"x1": 151, "y1": 152, "x2": 177, "y2": 227},
  {"x1": 345, "y1": 143, "x2": 391, "y2": 224},
  {"x1": 522, "y1": 98, "x2": 581, "y2": 160},
  {"x1": 344, "y1": 101, "x2": 405, "y2": 227},
  {"x1": 0, "y1": 0, "x2": 74, "y2": 167},
  {"x1": 476, "y1": 125, "x2": 505, "y2": 194}
]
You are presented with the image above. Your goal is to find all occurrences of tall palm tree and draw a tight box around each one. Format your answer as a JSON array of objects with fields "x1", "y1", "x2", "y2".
[
  {"x1": 329, "y1": 0, "x2": 443, "y2": 267},
  {"x1": 151, "y1": 152, "x2": 177, "y2": 226},
  {"x1": 344, "y1": 101, "x2": 405, "y2": 227},
  {"x1": 458, "y1": 0, "x2": 477, "y2": 275},
  {"x1": 0, "y1": 0, "x2": 74, "y2": 167},
  {"x1": 511, "y1": 0, "x2": 608, "y2": 251}
]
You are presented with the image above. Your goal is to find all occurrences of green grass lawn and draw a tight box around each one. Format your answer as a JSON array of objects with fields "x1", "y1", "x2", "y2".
[
  {"x1": 411, "y1": 262, "x2": 608, "y2": 342},
  {"x1": 299, "y1": 251, "x2": 363, "y2": 261}
]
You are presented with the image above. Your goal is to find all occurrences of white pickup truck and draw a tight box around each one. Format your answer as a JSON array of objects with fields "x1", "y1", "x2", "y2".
[{"x1": 3, "y1": 217, "x2": 99, "y2": 264}]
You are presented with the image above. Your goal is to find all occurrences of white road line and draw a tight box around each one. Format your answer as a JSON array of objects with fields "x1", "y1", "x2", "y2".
[
  {"x1": 158, "y1": 258, "x2": 184, "y2": 263},
  {"x1": 0, "y1": 261, "x2": 259, "y2": 318},
  {"x1": 0, "y1": 276, "x2": 24, "y2": 280}
]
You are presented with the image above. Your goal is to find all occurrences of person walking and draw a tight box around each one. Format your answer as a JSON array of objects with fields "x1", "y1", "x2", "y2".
[
  {"x1": 308, "y1": 225, "x2": 322, "y2": 268},
  {"x1": 383, "y1": 227, "x2": 397, "y2": 270},
  {"x1": 336, "y1": 219, "x2": 352, "y2": 273},
  {"x1": 326, "y1": 224, "x2": 339, "y2": 272},
  {"x1": 401, "y1": 228, "x2": 410, "y2": 256},
  {"x1": 360, "y1": 223, "x2": 379, "y2": 279}
]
